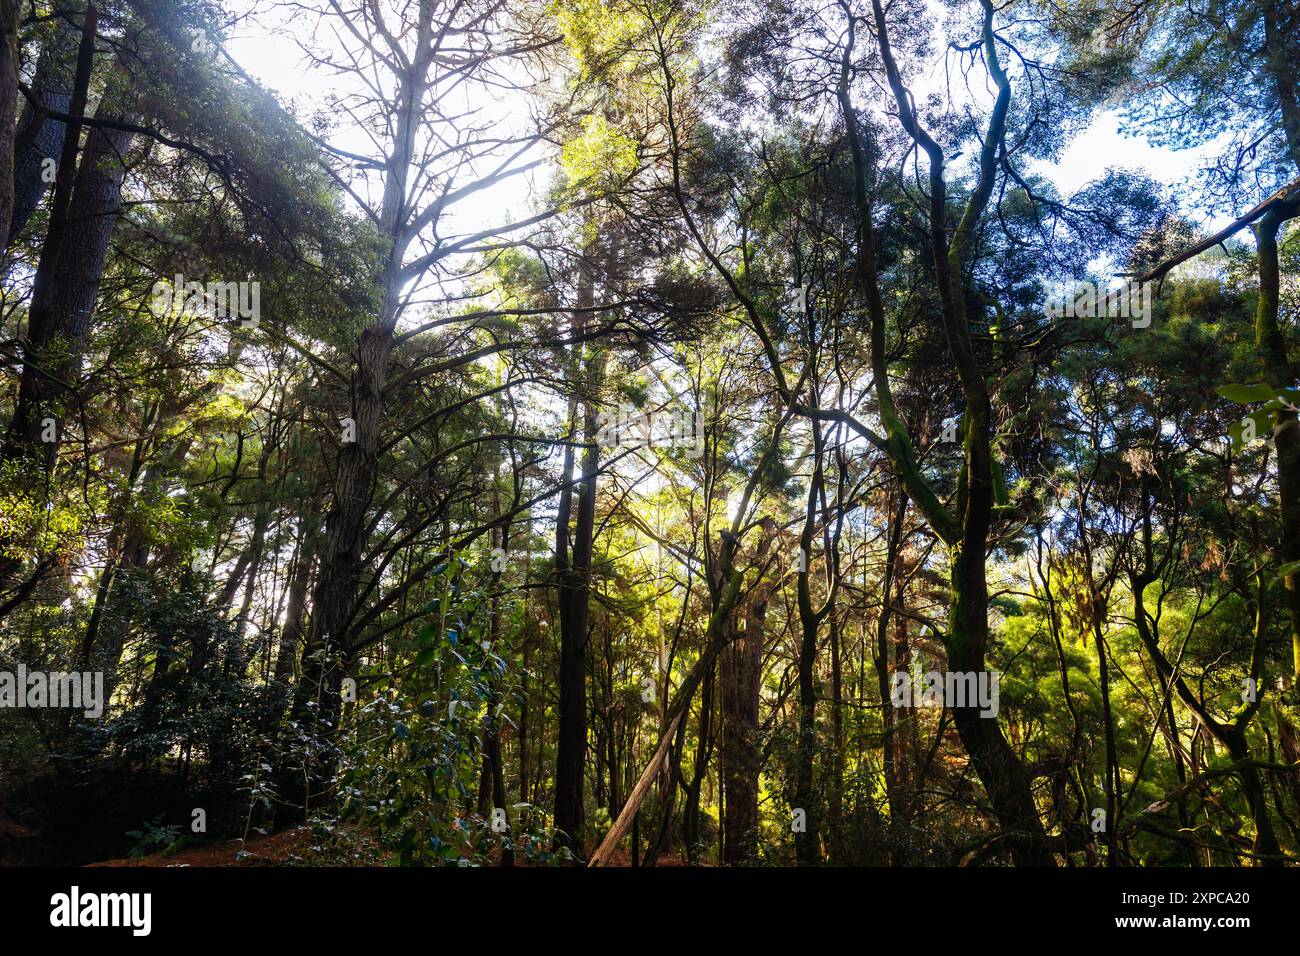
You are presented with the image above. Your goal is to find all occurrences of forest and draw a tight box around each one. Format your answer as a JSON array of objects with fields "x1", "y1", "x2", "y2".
[{"x1": 0, "y1": 0, "x2": 1298, "y2": 870}]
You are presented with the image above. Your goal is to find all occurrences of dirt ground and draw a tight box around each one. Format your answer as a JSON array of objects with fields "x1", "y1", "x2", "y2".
[
  {"x1": 85, "y1": 827, "x2": 688, "y2": 866},
  {"x1": 87, "y1": 827, "x2": 315, "y2": 867}
]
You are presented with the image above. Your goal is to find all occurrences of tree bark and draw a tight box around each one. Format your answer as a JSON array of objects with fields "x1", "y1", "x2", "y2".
[
  {"x1": 1253, "y1": 206, "x2": 1300, "y2": 681},
  {"x1": 274, "y1": 520, "x2": 316, "y2": 686},
  {"x1": 7, "y1": 13, "x2": 78, "y2": 246},
  {"x1": 720, "y1": 599, "x2": 762, "y2": 864},
  {"x1": 2, "y1": 4, "x2": 100, "y2": 469},
  {"x1": 0, "y1": 0, "x2": 24, "y2": 249},
  {"x1": 554, "y1": 390, "x2": 599, "y2": 856}
]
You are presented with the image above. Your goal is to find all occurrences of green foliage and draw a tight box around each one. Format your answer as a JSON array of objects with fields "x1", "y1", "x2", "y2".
[
  {"x1": 333, "y1": 562, "x2": 563, "y2": 866},
  {"x1": 124, "y1": 815, "x2": 183, "y2": 859}
]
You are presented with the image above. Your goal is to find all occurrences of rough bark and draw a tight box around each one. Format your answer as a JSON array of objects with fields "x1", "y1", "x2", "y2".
[
  {"x1": 1263, "y1": 0, "x2": 1300, "y2": 172},
  {"x1": 274, "y1": 521, "x2": 316, "y2": 686},
  {"x1": 720, "y1": 591, "x2": 764, "y2": 864},
  {"x1": 8, "y1": 14, "x2": 78, "y2": 246},
  {"x1": 554, "y1": 392, "x2": 598, "y2": 855},
  {"x1": 553, "y1": 239, "x2": 606, "y2": 855},
  {"x1": 0, "y1": 0, "x2": 23, "y2": 249},
  {"x1": 1253, "y1": 207, "x2": 1300, "y2": 680},
  {"x1": 2, "y1": 4, "x2": 100, "y2": 468}
]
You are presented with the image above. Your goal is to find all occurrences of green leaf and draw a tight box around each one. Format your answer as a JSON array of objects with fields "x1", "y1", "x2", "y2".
[
  {"x1": 1217, "y1": 383, "x2": 1277, "y2": 403},
  {"x1": 1277, "y1": 561, "x2": 1300, "y2": 579},
  {"x1": 1228, "y1": 409, "x2": 1273, "y2": 451}
]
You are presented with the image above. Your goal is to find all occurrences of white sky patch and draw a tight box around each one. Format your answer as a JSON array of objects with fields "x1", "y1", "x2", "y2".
[
  {"x1": 222, "y1": 1, "x2": 554, "y2": 336},
  {"x1": 223, "y1": 2, "x2": 1234, "y2": 256},
  {"x1": 1029, "y1": 111, "x2": 1237, "y2": 234}
]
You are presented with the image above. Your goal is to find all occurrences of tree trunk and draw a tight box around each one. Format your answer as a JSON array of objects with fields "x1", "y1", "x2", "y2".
[
  {"x1": 2, "y1": 5, "x2": 103, "y2": 467},
  {"x1": 1253, "y1": 207, "x2": 1300, "y2": 681},
  {"x1": 720, "y1": 591, "x2": 765, "y2": 864},
  {"x1": 274, "y1": 520, "x2": 316, "y2": 685},
  {"x1": 6, "y1": 121, "x2": 132, "y2": 464},
  {"x1": 554, "y1": 393, "x2": 598, "y2": 856},
  {"x1": 293, "y1": 325, "x2": 393, "y2": 792},
  {"x1": 794, "y1": 446, "x2": 824, "y2": 865},
  {"x1": 682, "y1": 662, "x2": 715, "y2": 864},
  {"x1": 286, "y1": 18, "x2": 433, "y2": 802},
  {"x1": 0, "y1": 0, "x2": 24, "y2": 249},
  {"x1": 7, "y1": 13, "x2": 77, "y2": 246},
  {"x1": 874, "y1": 493, "x2": 909, "y2": 863}
]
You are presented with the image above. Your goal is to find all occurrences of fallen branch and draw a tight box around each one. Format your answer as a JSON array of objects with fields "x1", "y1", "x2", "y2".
[{"x1": 588, "y1": 712, "x2": 683, "y2": 867}]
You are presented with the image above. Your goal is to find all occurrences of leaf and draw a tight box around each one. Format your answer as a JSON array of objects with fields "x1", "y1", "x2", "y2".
[
  {"x1": 1217, "y1": 383, "x2": 1277, "y2": 403},
  {"x1": 1228, "y1": 409, "x2": 1273, "y2": 451}
]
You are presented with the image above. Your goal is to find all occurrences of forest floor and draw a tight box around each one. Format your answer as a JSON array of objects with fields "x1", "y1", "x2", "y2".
[
  {"x1": 88, "y1": 827, "x2": 316, "y2": 866},
  {"x1": 85, "y1": 828, "x2": 689, "y2": 866}
]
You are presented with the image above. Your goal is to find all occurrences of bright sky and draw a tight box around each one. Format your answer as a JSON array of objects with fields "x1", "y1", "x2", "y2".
[
  {"x1": 1031, "y1": 112, "x2": 1235, "y2": 234},
  {"x1": 223, "y1": 5, "x2": 543, "y2": 242},
  {"x1": 224, "y1": 7, "x2": 1232, "y2": 249}
]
